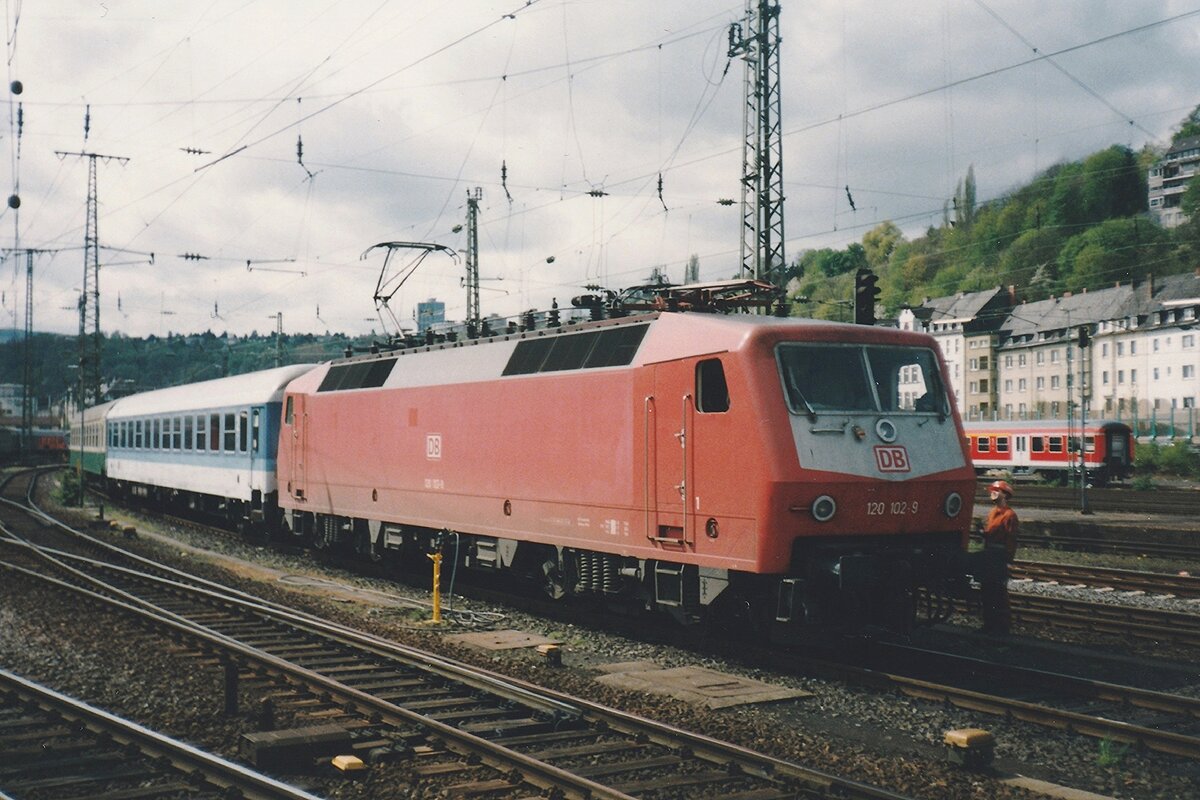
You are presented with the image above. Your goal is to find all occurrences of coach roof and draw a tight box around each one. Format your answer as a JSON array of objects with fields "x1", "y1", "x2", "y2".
[{"x1": 109, "y1": 364, "x2": 317, "y2": 419}]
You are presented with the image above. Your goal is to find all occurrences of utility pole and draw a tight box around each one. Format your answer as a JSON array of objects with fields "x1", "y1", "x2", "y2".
[
  {"x1": 729, "y1": 0, "x2": 785, "y2": 287},
  {"x1": 268, "y1": 312, "x2": 284, "y2": 367},
  {"x1": 55, "y1": 150, "x2": 129, "y2": 409},
  {"x1": 1077, "y1": 325, "x2": 1092, "y2": 514},
  {"x1": 21, "y1": 251, "x2": 33, "y2": 452},
  {"x1": 2, "y1": 246, "x2": 71, "y2": 454},
  {"x1": 465, "y1": 187, "x2": 482, "y2": 337}
]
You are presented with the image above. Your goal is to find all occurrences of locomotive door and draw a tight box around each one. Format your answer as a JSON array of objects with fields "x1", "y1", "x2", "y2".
[
  {"x1": 289, "y1": 394, "x2": 308, "y2": 501},
  {"x1": 650, "y1": 360, "x2": 696, "y2": 545}
]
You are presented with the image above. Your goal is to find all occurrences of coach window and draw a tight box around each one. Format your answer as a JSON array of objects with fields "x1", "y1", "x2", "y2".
[
  {"x1": 977, "y1": 436, "x2": 990, "y2": 453},
  {"x1": 1031, "y1": 436, "x2": 1044, "y2": 453},
  {"x1": 151, "y1": 418, "x2": 159, "y2": 449},
  {"x1": 173, "y1": 417, "x2": 182, "y2": 450},
  {"x1": 1048, "y1": 436, "x2": 1063, "y2": 453},
  {"x1": 238, "y1": 410, "x2": 249, "y2": 452},
  {"x1": 696, "y1": 359, "x2": 730, "y2": 413},
  {"x1": 995, "y1": 436, "x2": 1009, "y2": 453},
  {"x1": 120, "y1": 421, "x2": 128, "y2": 449},
  {"x1": 1084, "y1": 435, "x2": 1096, "y2": 453},
  {"x1": 209, "y1": 414, "x2": 220, "y2": 451},
  {"x1": 196, "y1": 415, "x2": 206, "y2": 450},
  {"x1": 251, "y1": 409, "x2": 261, "y2": 453},
  {"x1": 184, "y1": 416, "x2": 194, "y2": 451},
  {"x1": 224, "y1": 413, "x2": 236, "y2": 452}
]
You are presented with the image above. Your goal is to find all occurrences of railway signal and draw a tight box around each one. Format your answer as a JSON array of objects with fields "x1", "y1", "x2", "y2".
[{"x1": 854, "y1": 268, "x2": 880, "y2": 326}]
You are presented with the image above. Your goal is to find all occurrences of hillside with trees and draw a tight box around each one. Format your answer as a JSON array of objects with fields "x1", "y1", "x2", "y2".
[{"x1": 789, "y1": 105, "x2": 1200, "y2": 321}]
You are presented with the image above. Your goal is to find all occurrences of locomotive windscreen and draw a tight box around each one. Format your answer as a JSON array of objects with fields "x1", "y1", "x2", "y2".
[{"x1": 777, "y1": 344, "x2": 946, "y2": 415}]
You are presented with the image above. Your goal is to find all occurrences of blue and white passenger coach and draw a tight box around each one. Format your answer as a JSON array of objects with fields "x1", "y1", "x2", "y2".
[{"x1": 105, "y1": 365, "x2": 315, "y2": 530}]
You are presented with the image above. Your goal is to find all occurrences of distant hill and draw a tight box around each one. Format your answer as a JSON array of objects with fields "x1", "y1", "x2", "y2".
[{"x1": 0, "y1": 329, "x2": 377, "y2": 410}]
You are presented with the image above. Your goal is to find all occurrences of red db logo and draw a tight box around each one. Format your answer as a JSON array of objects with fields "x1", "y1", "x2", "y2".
[{"x1": 874, "y1": 445, "x2": 910, "y2": 472}]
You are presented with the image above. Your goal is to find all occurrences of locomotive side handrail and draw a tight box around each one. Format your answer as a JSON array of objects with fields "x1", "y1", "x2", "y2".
[{"x1": 643, "y1": 395, "x2": 654, "y2": 542}]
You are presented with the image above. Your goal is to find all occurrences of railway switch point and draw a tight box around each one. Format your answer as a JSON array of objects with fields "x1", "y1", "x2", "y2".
[{"x1": 944, "y1": 728, "x2": 995, "y2": 769}]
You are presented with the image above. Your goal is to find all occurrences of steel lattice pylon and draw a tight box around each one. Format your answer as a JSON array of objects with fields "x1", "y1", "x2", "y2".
[
  {"x1": 465, "y1": 187, "x2": 482, "y2": 337},
  {"x1": 729, "y1": 0, "x2": 785, "y2": 286},
  {"x1": 56, "y1": 150, "x2": 128, "y2": 409}
]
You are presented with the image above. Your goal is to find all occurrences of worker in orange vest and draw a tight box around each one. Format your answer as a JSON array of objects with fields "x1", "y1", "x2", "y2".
[
  {"x1": 982, "y1": 480, "x2": 1019, "y2": 559},
  {"x1": 979, "y1": 480, "x2": 1018, "y2": 633}
]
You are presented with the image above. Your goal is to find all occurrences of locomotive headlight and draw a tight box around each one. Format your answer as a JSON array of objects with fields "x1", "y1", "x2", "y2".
[
  {"x1": 943, "y1": 492, "x2": 963, "y2": 518},
  {"x1": 811, "y1": 495, "x2": 837, "y2": 522}
]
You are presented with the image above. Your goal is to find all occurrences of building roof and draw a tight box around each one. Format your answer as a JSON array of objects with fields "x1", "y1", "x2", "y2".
[
  {"x1": 1149, "y1": 270, "x2": 1200, "y2": 309},
  {"x1": 920, "y1": 286, "x2": 1008, "y2": 329},
  {"x1": 1165, "y1": 135, "x2": 1200, "y2": 157},
  {"x1": 1003, "y1": 283, "x2": 1136, "y2": 339}
]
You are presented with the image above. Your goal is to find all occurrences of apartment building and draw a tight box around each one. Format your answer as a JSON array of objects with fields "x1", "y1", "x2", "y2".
[
  {"x1": 1148, "y1": 135, "x2": 1199, "y2": 229},
  {"x1": 899, "y1": 287, "x2": 1012, "y2": 415}
]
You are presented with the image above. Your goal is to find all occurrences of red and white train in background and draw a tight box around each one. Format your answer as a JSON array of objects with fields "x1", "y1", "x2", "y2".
[
  {"x1": 963, "y1": 419, "x2": 1134, "y2": 486},
  {"x1": 75, "y1": 284, "x2": 985, "y2": 636}
]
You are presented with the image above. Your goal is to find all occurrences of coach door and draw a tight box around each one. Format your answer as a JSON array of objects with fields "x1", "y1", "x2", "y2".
[{"x1": 650, "y1": 360, "x2": 696, "y2": 546}]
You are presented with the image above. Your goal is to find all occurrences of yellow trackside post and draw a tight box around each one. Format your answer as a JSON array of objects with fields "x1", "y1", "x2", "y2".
[{"x1": 427, "y1": 552, "x2": 443, "y2": 624}]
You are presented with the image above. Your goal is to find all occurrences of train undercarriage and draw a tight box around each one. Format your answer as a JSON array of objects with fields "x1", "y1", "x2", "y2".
[
  {"x1": 282, "y1": 507, "x2": 976, "y2": 639},
  {"x1": 91, "y1": 476, "x2": 980, "y2": 637}
]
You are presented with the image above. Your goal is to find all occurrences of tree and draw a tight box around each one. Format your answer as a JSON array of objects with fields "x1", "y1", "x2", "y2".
[
  {"x1": 862, "y1": 221, "x2": 903, "y2": 268},
  {"x1": 954, "y1": 164, "x2": 977, "y2": 228},
  {"x1": 1182, "y1": 177, "x2": 1200, "y2": 219},
  {"x1": 1171, "y1": 104, "x2": 1200, "y2": 144},
  {"x1": 1081, "y1": 145, "x2": 1145, "y2": 221},
  {"x1": 1057, "y1": 218, "x2": 1166, "y2": 292},
  {"x1": 1048, "y1": 162, "x2": 1086, "y2": 230}
]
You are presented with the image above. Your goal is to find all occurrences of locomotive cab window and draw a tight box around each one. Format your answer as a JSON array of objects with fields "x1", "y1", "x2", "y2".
[
  {"x1": 696, "y1": 359, "x2": 729, "y2": 413},
  {"x1": 285, "y1": 396, "x2": 294, "y2": 425},
  {"x1": 777, "y1": 343, "x2": 946, "y2": 416}
]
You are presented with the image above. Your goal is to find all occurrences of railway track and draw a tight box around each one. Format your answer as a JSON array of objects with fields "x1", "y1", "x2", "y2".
[
  {"x1": 1008, "y1": 591, "x2": 1200, "y2": 648},
  {"x1": 1, "y1": 482, "x2": 914, "y2": 800},
  {"x1": 840, "y1": 642, "x2": 1200, "y2": 760},
  {"x1": 1016, "y1": 530, "x2": 1200, "y2": 560},
  {"x1": 0, "y1": 668, "x2": 322, "y2": 800},
  {"x1": 1011, "y1": 560, "x2": 1200, "y2": 598},
  {"x1": 14, "y1": 478, "x2": 1200, "y2": 776},
  {"x1": 976, "y1": 483, "x2": 1200, "y2": 515}
]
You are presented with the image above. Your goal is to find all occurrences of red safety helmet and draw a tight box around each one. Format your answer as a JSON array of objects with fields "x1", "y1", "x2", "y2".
[{"x1": 988, "y1": 480, "x2": 1014, "y2": 497}]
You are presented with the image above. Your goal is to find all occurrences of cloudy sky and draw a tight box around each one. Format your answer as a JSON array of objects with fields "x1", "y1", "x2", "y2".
[{"x1": 4, "y1": 1, "x2": 1198, "y2": 338}]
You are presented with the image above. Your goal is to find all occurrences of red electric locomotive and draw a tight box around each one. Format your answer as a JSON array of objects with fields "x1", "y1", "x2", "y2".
[
  {"x1": 277, "y1": 302, "x2": 977, "y2": 635},
  {"x1": 963, "y1": 419, "x2": 1134, "y2": 486}
]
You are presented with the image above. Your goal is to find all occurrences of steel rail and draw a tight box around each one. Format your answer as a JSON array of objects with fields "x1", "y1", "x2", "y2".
[
  {"x1": 1011, "y1": 560, "x2": 1200, "y2": 598},
  {"x1": 0, "y1": 668, "x2": 324, "y2": 800}
]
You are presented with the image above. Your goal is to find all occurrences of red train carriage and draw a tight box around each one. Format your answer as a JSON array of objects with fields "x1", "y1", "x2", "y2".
[
  {"x1": 963, "y1": 419, "x2": 1134, "y2": 486},
  {"x1": 277, "y1": 311, "x2": 978, "y2": 635}
]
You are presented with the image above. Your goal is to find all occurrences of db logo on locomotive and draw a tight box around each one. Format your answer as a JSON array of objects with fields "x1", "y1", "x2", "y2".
[{"x1": 873, "y1": 445, "x2": 910, "y2": 473}]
